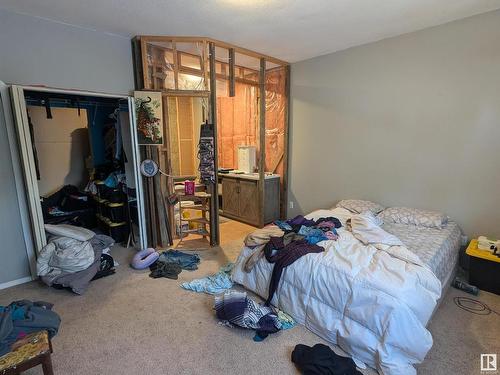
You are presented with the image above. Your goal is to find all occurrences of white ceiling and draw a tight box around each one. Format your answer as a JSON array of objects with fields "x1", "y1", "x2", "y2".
[{"x1": 2, "y1": 0, "x2": 500, "y2": 62}]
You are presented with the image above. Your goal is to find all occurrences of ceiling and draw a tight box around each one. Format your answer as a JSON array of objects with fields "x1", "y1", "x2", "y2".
[{"x1": 2, "y1": 0, "x2": 500, "y2": 62}]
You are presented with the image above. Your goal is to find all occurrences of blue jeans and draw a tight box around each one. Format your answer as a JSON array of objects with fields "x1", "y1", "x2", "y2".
[{"x1": 158, "y1": 250, "x2": 200, "y2": 270}]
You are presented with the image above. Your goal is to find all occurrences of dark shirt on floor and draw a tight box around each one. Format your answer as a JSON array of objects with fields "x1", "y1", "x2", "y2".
[{"x1": 291, "y1": 343, "x2": 362, "y2": 375}]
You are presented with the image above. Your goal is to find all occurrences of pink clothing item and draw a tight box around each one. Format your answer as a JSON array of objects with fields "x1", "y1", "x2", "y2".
[{"x1": 325, "y1": 231, "x2": 338, "y2": 240}]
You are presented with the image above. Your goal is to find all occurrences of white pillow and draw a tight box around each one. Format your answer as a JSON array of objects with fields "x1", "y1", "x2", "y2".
[
  {"x1": 335, "y1": 199, "x2": 385, "y2": 215},
  {"x1": 378, "y1": 207, "x2": 448, "y2": 229},
  {"x1": 44, "y1": 224, "x2": 95, "y2": 242}
]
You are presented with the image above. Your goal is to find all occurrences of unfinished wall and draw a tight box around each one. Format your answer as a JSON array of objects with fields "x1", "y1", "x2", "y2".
[
  {"x1": 290, "y1": 10, "x2": 500, "y2": 238},
  {"x1": 167, "y1": 97, "x2": 205, "y2": 177},
  {"x1": 29, "y1": 106, "x2": 89, "y2": 196},
  {"x1": 217, "y1": 82, "x2": 258, "y2": 170}
]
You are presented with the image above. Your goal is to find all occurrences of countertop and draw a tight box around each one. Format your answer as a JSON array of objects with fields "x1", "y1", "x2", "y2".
[{"x1": 218, "y1": 172, "x2": 280, "y2": 180}]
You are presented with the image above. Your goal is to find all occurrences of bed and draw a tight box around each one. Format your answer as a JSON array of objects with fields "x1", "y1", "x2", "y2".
[
  {"x1": 232, "y1": 206, "x2": 462, "y2": 375},
  {"x1": 382, "y1": 220, "x2": 462, "y2": 287}
]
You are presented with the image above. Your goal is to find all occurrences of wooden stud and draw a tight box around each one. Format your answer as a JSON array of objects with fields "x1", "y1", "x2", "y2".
[
  {"x1": 209, "y1": 42, "x2": 220, "y2": 246},
  {"x1": 162, "y1": 96, "x2": 178, "y2": 240},
  {"x1": 131, "y1": 37, "x2": 145, "y2": 89},
  {"x1": 162, "y1": 90, "x2": 210, "y2": 97},
  {"x1": 229, "y1": 48, "x2": 235, "y2": 97},
  {"x1": 203, "y1": 41, "x2": 209, "y2": 91},
  {"x1": 259, "y1": 58, "x2": 266, "y2": 228},
  {"x1": 281, "y1": 64, "x2": 291, "y2": 219},
  {"x1": 172, "y1": 41, "x2": 179, "y2": 90},
  {"x1": 140, "y1": 37, "x2": 150, "y2": 90},
  {"x1": 151, "y1": 147, "x2": 169, "y2": 247}
]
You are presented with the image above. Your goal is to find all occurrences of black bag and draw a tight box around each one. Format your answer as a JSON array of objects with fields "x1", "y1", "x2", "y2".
[{"x1": 91, "y1": 254, "x2": 116, "y2": 280}]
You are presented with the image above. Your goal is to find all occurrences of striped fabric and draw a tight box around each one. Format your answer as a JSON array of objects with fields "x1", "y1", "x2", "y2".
[{"x1": 214, "y1": 291, "x2": 279, "y2": 333}]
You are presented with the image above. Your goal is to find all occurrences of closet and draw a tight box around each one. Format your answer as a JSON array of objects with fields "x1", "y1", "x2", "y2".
[{"x1": 10, "y1": 86, "x2": 147, "y2": 256}]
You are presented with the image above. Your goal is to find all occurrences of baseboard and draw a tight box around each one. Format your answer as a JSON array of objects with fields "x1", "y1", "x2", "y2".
[{"x1": 0, "y1": 276, "x2": 33, "y2": 290}]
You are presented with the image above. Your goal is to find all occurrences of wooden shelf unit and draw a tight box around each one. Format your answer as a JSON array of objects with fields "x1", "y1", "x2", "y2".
[{"x1": 178, "y1": 192, "x2": 211, "y2": 241}]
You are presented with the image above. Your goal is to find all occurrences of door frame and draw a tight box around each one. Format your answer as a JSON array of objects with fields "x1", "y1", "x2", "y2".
[
  {"x1": 0, "y1": 82, "x2": 38, "y2": 278},
  {"x1": 9, "y1": 85, "x2": 148, "y2": 264},
  {"x1": 162, "y1": 91, "x2": 212, "y2": 241}
]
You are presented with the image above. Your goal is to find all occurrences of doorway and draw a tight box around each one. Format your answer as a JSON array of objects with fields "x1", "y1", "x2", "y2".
[{"x1": 162, "y1": 92, "x2": 257, "y2": 249}]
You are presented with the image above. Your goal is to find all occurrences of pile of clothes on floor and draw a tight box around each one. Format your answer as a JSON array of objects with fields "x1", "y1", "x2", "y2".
[
  {"x1": 149, "y1": 250, "x2": 200, "y2": 279},
  {"x1": 244, "y1": 215, "x2": 342, "y2": 304},
  {"x1": 181, "y1": 263, "x2": 296, "y2": 342},
  {"x1": 37, "y1": 224, "x2": 116, "y2": 294},
  {"x1": 181, "y1": 263, "x2": 233, "y2": 294},
  {"x1": 214, "y1": 290, "x2": 295, "y2": 342},
  {"x1": 0, "y1": 300, "x2": 61, "y2": 356}
]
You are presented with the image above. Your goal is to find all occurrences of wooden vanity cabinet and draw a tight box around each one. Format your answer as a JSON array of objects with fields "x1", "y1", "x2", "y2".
[{"x1": 221, "y1": 175, "x2": 279, "y2": 227}]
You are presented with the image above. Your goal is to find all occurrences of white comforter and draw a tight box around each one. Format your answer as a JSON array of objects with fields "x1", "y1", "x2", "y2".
[{"x1": 232, "y1": 208, "x2": 441, "y2": 375}]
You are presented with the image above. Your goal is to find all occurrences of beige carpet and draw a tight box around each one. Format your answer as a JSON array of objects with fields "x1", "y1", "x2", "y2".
[{"x1": 1, "y1": 235, "x2": 499, "y2": 374}]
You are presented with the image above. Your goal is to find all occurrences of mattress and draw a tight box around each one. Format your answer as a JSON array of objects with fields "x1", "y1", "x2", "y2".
[{"x1": 381, "y1": 221, "x2": 462, "y2": 284}]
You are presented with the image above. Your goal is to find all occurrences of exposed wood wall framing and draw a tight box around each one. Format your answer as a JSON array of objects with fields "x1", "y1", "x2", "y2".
[
  {"x1": 202, "y1": 41, "x2": 209, "y2": 91},
  {"x1": 258, "y1": 58, "x2": 266, "y2": 228},
  {"x1": 161, "y1": 95, "x2": 176, "y2": 241},
  {"x1": 208, "y1": 42, "x2": 220, "y2": 246},
  {"x1": 282, "y1": 64, "x2": 291, "y2": 219},
  {"x1": 131, "y1": 38, "x2": 145, "y2": 89},
  {"x1": 163, "y1": 90, "x2": 210, "y2": 97},
  {"x1": 138, "y1": 35, "x2": 288, "y2": 66},
  {"x1": 172, "y1": 41, "x2": 179, "y2": 90},
  {"x1": 132, "y1": 35, "x2": 290, "y2": 246}
]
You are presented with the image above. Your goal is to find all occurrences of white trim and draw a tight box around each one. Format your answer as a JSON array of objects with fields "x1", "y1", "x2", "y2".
[
  {"x1": 18, "y1": 85, "x2": 129, "y2": 99},
  {"x1": 11, "y1": 85, "x2": 47, "y2": 253},
  {"x1": 128, "y1": 97, "x2": 148, "y2": 249},
  {"x1": 0, "y1": 276, "x2": 34, "y2": 290},
  {"x1": 1, "y1": 82, "x2": 38, "y2": 277}
]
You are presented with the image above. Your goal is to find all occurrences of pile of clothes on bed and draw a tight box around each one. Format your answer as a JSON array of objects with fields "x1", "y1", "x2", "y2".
[
  {"x1": 0, "y1": 300, "x2": 61, "y2": 356},
  {"x1": 37, "y1": 224, "x2": 116, "y2": 294},
  {"x1": 243, "y1": 215, "x2": 342, "y2": 304}
]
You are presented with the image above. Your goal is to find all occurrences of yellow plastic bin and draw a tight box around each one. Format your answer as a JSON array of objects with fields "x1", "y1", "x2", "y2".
[{"x1": 465, "y1": 239, "x2": 500, "y2": 295}]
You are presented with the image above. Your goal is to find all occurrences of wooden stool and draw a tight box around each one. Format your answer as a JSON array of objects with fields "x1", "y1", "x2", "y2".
[{"x1": 0, "y1": 331, "x2": 53, "y2": 375}]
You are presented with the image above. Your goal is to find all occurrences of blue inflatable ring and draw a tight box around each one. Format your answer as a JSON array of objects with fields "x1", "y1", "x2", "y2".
[{"x1": 131, "y1": 248, "x2": 159, "y2": 270}]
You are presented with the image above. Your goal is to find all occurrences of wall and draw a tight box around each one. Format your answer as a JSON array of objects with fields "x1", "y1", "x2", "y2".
[
  {"x1": 29, "y1": 106, "x2": 89, "y2": 196},
  {"x1": 0, "y1": 10, "x2": 134, "y2": 94},
  {"x1": 0, "y1": 9, "x2": 134, "y2": 286},
  {"x1": 290, "y1": 10, "x2": 500, "y2": 238}
]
